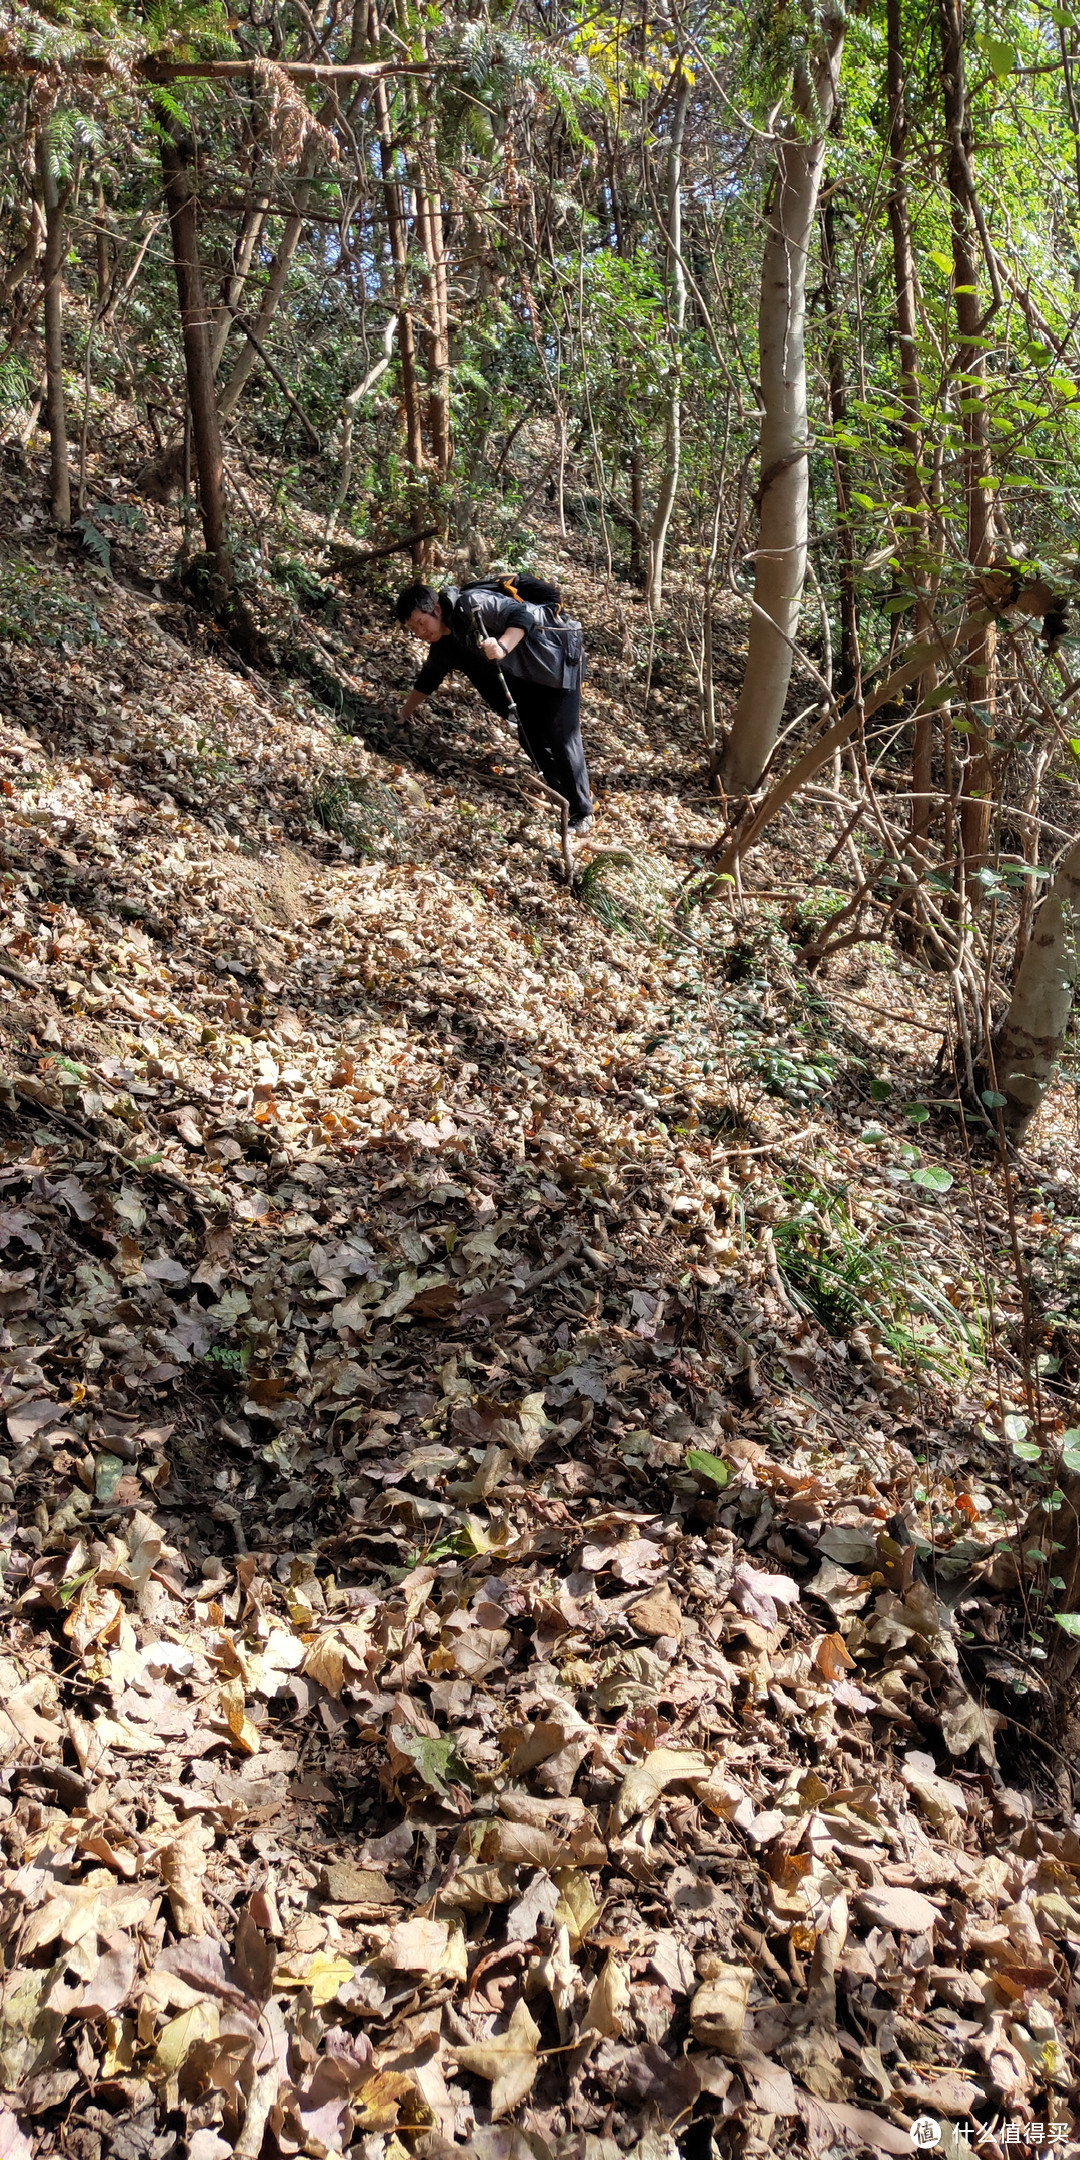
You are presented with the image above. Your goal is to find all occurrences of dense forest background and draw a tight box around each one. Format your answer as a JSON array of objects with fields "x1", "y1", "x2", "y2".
[
  {"x1": 12, "y1": 0, "x2": 1080, "y2": 1114},
  {"x1": 5, "y1": 2, "x2": 1080, "y2": 2156}
]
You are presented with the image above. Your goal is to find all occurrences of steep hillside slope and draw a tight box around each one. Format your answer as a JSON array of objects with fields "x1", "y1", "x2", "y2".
[{"x1": 0, "y1": 462, "x2": 1078, "y2": 2160}]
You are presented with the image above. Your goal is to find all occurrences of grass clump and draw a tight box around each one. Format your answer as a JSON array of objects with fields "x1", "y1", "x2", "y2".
[
  {"x1": 311, "y1": 770, "x2": 400, "y2": 854},
  {"x1": 772, "y1": 1172, "x2": 983, "y2": 1381}
]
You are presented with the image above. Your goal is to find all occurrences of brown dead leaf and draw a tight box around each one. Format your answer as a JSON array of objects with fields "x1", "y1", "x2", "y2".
[
  {"x1": 813, "y1": 1629, "x2": 855, "y2": 1680},
  {"x1": 855, "y1": 1885, "x2": 942, "y2": 1934},
  {"x1": 579, "y1": 1953, "x2": 631, "y2": 2039},
  {"x1": 612, "y1": 1746, "x2": 711, "y2": 1830},
  {"x1": 689, "y1": 1963, "x2": 753, "y2": 2056},
  {"x1": 156, "y1": 1817, "x2": 214, "y2": 1936},
  {"x1": 627, "y1": 1584, "x2": 682, "y2": 1639},
  {"x1": 455, "y1": 1996, "x2": 542, "y2": 2118},
  {"x1": 732, "y1": 1562, "x2": 801, "y2": 1630}
]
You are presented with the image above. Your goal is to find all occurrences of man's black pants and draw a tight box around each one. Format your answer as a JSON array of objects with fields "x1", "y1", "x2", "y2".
[{"x1": 511, "y1": 681, "x2": 592, "y2": 824}]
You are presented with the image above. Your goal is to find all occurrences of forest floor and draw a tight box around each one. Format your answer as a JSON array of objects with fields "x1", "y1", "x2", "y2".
[{"x1": 1, "y1": 450, "x2": 1079, "y2": 2160}]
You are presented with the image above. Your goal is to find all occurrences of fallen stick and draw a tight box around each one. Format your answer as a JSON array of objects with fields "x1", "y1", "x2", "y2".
[{"x1": 327, "y1": 527, "x2": 437, "y2": 567}]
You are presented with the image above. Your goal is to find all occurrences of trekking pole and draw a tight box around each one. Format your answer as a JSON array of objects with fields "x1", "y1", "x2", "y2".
[{"x1": 490, "y1": 657, "x2": 574, "y2": 889}]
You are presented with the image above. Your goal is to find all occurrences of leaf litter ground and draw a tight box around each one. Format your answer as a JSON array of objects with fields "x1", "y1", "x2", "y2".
[{"x1": 0, "y1": 471, "x2": 1078, "y2": 2160}]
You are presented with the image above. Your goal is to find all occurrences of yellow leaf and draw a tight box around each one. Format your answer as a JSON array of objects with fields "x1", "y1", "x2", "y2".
[
  {"x1": 552, "y1": 1867, "x2": 602, "y2": 1948},
  {"x1": 611, "y1": 1746, "x2": 711, "y2": 1830},
  {"x1": 302, "y1": 1634, "x2": 348, "y2": 1697},
  {"x1": 101, "y1": 2016, "x2": 137, "y2": 2078},
  {"x1": 274, "y1": 1951, "x2": 356, "y2": 2007},
  {"x1": 218, "y1": 1678, "x2": 260, "y2": 1756},
  {"x1": 153, "y1": 2000, "x2": 219, "y2": 2077},
  {"x1": 353, "y1": 2071, "x2": 415, "y2": 2130}
]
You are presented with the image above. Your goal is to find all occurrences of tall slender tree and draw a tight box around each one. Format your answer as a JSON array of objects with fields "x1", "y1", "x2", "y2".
[{"x1": 720, "y1": 9, "x2": 846, "y2": 794}]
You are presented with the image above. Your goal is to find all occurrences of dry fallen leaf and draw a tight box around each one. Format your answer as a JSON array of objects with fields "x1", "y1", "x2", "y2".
[
  {"x1": 155, "y1": 1817, "x2": 214, "y2": 1936},
  {"x1": 732, "y1": 1561, "x2": 801, "y2": 1630},
  {"x1": 627, "y1": 1584, "x2": 682, "y2": 1638},
  {"x1": 455, "y1": 1997, "x2": 542, "y2": 2118},
  {"x1": 579, "y1": 1952, "x2": 631, "y2": 2039},
  {"x1": 689, "y1": 1962, "x2": 753, "y2": 2056},
  {"x1": 611, "y1": 1746, "x2": 711, "y2": 1830},
  {"x1": 854, "y1": 1885, "x2": 942, "y2": 1934}
]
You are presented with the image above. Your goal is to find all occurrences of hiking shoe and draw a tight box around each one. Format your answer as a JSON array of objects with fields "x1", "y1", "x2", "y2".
[{"x1": 569, "y1": 814, "x2": 593, "y2": 835}]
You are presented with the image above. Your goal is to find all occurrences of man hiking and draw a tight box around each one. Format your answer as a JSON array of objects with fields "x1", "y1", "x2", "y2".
[{"x1": 394, "y1": 580, "x2": 593, "y2": 833}]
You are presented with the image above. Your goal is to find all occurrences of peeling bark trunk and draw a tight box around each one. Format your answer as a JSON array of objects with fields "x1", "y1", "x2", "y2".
[
  {"x1": 720, "y1": 11, "x2": 845, "y2": 792},
  {"x1": 994, "y1": 833, "x2": 1080, "y2": 1137},
  {"x1": 36, "y1": 132, "x2": 70, "y2": 529},
  {"x1": 646, "y1": 67, "x2": 691, "y2": 614}
]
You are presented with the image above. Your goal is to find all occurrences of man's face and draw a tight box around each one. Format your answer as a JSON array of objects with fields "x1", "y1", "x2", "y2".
[{"x1": 406, "y1": 606, "x2": 444, "y2": 645}]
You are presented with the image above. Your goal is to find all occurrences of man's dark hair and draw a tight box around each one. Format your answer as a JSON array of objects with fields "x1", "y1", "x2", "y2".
[{"x1": 394, "y1": 582, "x2": 441, "y2": 625}]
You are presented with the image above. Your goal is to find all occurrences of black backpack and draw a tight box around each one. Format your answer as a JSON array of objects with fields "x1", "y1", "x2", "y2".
[
  {"x1": 442, "y1": 575, "x2": 584, "y2": 692},
  {"x1": 464, "y1": 573, "x2": 563, "y2": 612}
]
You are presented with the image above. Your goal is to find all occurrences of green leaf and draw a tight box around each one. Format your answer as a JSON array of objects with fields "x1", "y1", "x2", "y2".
[
  {"x1": 1054, "y1": 1611, "x2": 1080, "y2": 1636},
  {"x1": 858, "y1": 1126, "x2": 888, "y2": 1145},
  {"x1": 909, "y1": 1165, "x2": 953, "y2": 1192},
  {"x1": 1004, "y1": 1412, "x2": 1029, "y2": 1444},
  {"x1": 1061, "y1": 1430, "x2": 1080, "y2": 1473},
  {"x1": 393, "y1": 1726, "x2": 474, "y2": 1797},
  {"x1": 869, "y1": 1078, "x2": 892, "y2": 1101},
  {"x1": 976, "y1": 31, "x2": 1017, "y2": 74},
  {"x1": 685, "y1": 1448, "x2": 730, "y2": 1489},
  {"x1": 980, "y1": 1089, "x2": 1007, "y2": 1109},
  {"x1": 1013, "y1": 1439, "x2": 1043, "y2": 1463},
  {"x1": 903, "y1": 1104, "x2": 929, "y2": 1124},
  {"x1": 928, "y1": 249, "x2": 954, "y2": 275}
]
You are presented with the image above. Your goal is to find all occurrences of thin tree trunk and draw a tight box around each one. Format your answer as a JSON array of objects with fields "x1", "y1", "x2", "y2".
[
  {"x1": 94, "y1": 180, "x2": 109, "y2": 311},
  {"x1": 629, "y1": 443, "x2": 644, "y2": 582},
  {"x1": 1013, "y1": 745, "x2": 1051, "y2": 979},
  {"x1": 886, "y1": 0, "x2": 939, "y2": 951},
  {"x1": 36, "y1": 131, "x2": 70, "y2": 529},
  {"x1": 159, "y1": 119, "x2": 230, "y2": 582},
  {"x1": 413, "y1": 175, "x2": 451, "y2": 480},
  {"x1": 406, "y1": 75, "x2": 451, "y2": 489},
  {"x1": 940, "y1": 0, "x2": 996, "y2": 902},
  {"x1": 215, "y1": 20, "x2": 355, "y2": 423},
  {"x1": 994, "y1": 833, "x2": 1080, "y2": 1137},
  {"x1": 371, "y1": 54, "x2": 427, "y2": 560},
  {"x1": 210, "y1": 203, "x2": 267, "y2": 375},
  {"x1": 646, "y1": 67, "x2": 691, "y2": 614},
  {"x1": 720, "y1": 10, "x2": 846, "y2": 792},
  {"x1": 322, "y1": 315, "x2": 395, "y2": 544},
  {"x1": 820, "y1": 185, "x2": 857, "y2": 696},
  {"x1": 216, "y1": 160, "x2": 313, "y2": 423},
  {"x1": 0, "y1": 192, "x2": 44, "y2": 306}
]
